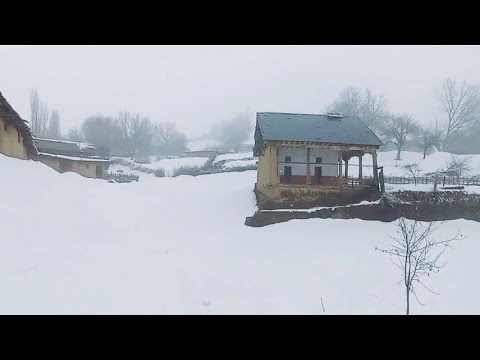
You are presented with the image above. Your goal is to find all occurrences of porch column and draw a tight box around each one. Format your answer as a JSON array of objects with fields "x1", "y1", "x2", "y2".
[
  {"x1": 358, "y1": 154, "x2": 363, "y2": 180},
  {"x1": 345, "y1": 158, "x2": 349, "y2": 179},
  {"x1": 372, "y1": 152, "x2": 379, "y2": 190},
  {"x1": 276, "y1": 146, "x2": 280, "y2": 184},
  {"x1": 306, "y1": 148, "x2": 311, "y2": 185},
  {"x1": 338, "y1": 151, "x2": 343, "y2": 185}
]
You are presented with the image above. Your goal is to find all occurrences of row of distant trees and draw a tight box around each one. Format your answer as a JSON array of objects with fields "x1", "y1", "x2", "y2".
[
  {"x1": 68, "y1": 112, "x2": 252, "y2": 159},
  {"x1": 29, "y1": 89, "x2": 253, "y2": 159},
  {"x1": 327, "y1": 78, "x2": 480, "y2": 159},
  {"x1": 29, "y1": 89, "x2": 61, "y2": 139}
]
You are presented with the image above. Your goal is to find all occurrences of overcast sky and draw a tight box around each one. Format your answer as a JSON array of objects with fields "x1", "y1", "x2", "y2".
[{"x1": 1, "y1": 45, "x2": 480, "y2": 139}]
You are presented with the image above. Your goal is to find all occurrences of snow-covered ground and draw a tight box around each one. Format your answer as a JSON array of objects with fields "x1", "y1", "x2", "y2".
[
  {"x1": 109, "y1": 156, "x2": 210, "y2": 177},
  {"x1": 350, "y1": 150, "x2": 480, "y2": 178},
  {"x1": 1, "y1": 153, "x2": 480, "y2": 314},
  {"x1": 213, "y1": 151, "x2": 257, "y2": 169},
  {"x1": 110, "y1": 152, "x2": 257, "y2": 178}
]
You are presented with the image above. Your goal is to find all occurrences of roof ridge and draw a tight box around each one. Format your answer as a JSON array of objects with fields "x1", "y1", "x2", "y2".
[{"x1": 257, "y1": 111, "x2": 352, "y2": 117}]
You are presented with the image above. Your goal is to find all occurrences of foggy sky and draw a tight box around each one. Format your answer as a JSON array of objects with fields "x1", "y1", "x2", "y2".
[{"x1": 1, "y1": 45, "x2": 480, "y2": 139}]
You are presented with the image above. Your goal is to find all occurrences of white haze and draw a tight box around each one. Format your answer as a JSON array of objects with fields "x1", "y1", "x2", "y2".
[{"x1": 1, "y1": 45, "x2": 480, "y2": 138}]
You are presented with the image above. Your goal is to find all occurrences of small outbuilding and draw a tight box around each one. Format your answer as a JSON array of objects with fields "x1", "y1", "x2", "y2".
[{"x1": 32, "y1": 137, "x2": 110, "y2": 179}]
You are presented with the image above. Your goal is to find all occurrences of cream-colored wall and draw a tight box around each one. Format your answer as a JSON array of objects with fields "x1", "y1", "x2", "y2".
[
  {"x1": 0, "y1": 117, "x2": 28, "y2": 160},
  {"x1": 71, "y1": 161, "x2": 97, "y2": 178},
  {"x1": 257, "y1": 144, "x2": 279, "y2": 187},
  {"x1": 37, "y1": 155, "x2": 107, "y2": 179}
]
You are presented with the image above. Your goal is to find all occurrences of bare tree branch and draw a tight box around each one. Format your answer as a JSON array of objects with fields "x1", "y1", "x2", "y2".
[
  {"x1": 437, "y1": 78, "x2": 480, "y2": 146},
  {"x1": 376, "y1": 218, "x2": 464, "y2": 315}
]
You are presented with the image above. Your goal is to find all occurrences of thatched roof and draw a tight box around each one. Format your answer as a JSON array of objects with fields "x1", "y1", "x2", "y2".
[{"x1": 0, "y1": 92, "x2": 37, "y2": 155}]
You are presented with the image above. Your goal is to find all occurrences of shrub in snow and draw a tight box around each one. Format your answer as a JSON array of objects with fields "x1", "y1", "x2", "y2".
[
  {"x1": 223, "y1": 164, "x2": 257, "y2": 172},
  {"x1": 202, "y1": 158, "x2": 214, "y2": 170},
  {"x1": 135, "y1": 157, "x2": 151, "y2": 164},
  {"x1": 173, "y1": 165, "x2": 205, "y2": 177},
  {"x1": 154, "y1": 168, "x2": 166, "y2": 177},
  {"x1": 402, "y1": 163, "x2": 422, "y2": 186},
  {"x1": 445, "y1": 155, "x2": 472, "y2": 180},
  {"x1": 379, "y1": 193, "x2": 401, "y2": 208}
]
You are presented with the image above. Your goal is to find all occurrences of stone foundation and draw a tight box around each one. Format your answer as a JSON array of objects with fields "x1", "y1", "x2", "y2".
[{"x1": 255, "y1": 183, "x2": 380, "y2": 210}]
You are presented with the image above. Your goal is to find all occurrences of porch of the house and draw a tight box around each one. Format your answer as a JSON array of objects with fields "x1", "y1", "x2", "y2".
[{"x1": 275, "y1": 145, "x2": 382, "y2": 191}]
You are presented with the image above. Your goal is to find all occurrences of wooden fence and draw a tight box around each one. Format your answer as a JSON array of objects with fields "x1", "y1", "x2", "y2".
[{"x1": 382, "y1": 175, "x2": 480, "y2": 186}]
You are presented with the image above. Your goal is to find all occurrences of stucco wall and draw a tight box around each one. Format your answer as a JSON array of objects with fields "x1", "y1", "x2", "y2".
[
  {"x1": 257, "y1": 144, "x2": 278, "y2": 186},
  {"x1": 37, "y1": 155, "x2": 108, "y2": 179},
  {"x1": 277, "y1": 148, "x2": 339, "y2": 177},
  {"x1": 309, "y1": 149, "x2": 338, "y2": 176},
  {"x1": 0, "y1": 117, "x2": 28, "y2": 160},
  {"x1": 278, "y1": 148, "x2": 306, "y2": 176}
]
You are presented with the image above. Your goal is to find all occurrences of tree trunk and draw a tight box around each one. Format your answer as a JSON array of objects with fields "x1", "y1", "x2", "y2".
[
  {"x1": 396, "y1": 147, "x2": 401, "y2": 160},
  {"x1": 423, "y1": 148, "x2": 426, "y2": 159},
  {"x1": 406, "y1": 287, "x2": 410, "y2": 315}
]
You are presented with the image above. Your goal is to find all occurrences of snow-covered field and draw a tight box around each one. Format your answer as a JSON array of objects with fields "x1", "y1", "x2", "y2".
[
  {"x1": 110, "y1": 156, "x2": 210, "y2": 177},
  {"x1": 350, "y1": 150, "x2": 480, "y2": 178},
  {"x1": 110, "y1": 152, "x2": 257, "y2": 178},
  {"x1": 1, "y1": 153, "x2": 480, "y2": 314},
  {"x1": 213, "y1": 151, "x2": 257, "y2": 169}
]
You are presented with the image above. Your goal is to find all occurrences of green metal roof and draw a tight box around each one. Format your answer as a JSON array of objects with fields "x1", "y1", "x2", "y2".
[{"x1": 255, "y1": 112, "x2": 383, "y2": 152}]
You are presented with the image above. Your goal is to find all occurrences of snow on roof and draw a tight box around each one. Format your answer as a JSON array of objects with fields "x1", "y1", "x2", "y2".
[
  {"x1": 33, "y1": 137, "x2": 97, "y2": 149},
  {"x1": 37, "y1": 152, "x2": 109, "y2": 163}
]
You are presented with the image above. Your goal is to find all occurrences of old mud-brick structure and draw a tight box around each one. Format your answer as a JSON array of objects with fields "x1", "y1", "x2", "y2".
[
  {"x1": 254, "y1": 112, "x2": 384, "y2": 209},
  {"x1": 0, "y1": 92, "x2": 37, "y2": 159},
  {"x1": 32, "y1": 137, "x2": 110, "y2": 179}
]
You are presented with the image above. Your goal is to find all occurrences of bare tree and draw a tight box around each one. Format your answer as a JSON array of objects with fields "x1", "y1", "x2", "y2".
[
  {"x1": 359, "y1": 88, "x2": 388, "y2": 130},
  {"x1": 376, "y1": 218, "x2": 462, "y2": 315},
  {"x1": 417, "y1": 126, "x2": 434, "y2": 159},
  {"x1": 29, "y1": 89, "x2": 49, "y2": 136},
  {"x1": 116, "y1": 111, "x2": 153, "y2": 159},
  {"x1": 437, "y1": 78, "x2": 480, "y2": 146},
  {"x1": 380, "y1": 114, "x2": 419, "y2": 160},
  {"x1": 328, "y1": 87, "x2": 388, "y2": 131},
  {"x1": 153, "y1": 121, "x2": 187, "y2": 155},
  {"x1": 327, "y1": 87, "x2": 363, "y2": 118},
  {"x1": 29, "y1": 89, "x2": 40, "y2": 135},
  {"x1": 444, "y1": 154, "x2": 472, "y2": 183},
  {"x1": 67, "y1": 127, "x2": 83, "y2": 141},
  {"x1": 432, "y1": 171, "x2": 443, "y2": 193},
  {"x1": 213, "y1": 112, "x2": 252, "y2": 152},
  {"x1": 430, "y1": 119, "x2": 444, "y2": 152},
  {"x1": 403, "y1": 163, "x2": 422, "y2": 186},
  {"x1": 156, "y1": 121, "x2": 176, "y2": 144},
  {"x1": 47, "y1": 109, "x2": 61, "y2": 139},
  {"x1": 37, "y1": 102, "x2": 49, "y2": 137}
]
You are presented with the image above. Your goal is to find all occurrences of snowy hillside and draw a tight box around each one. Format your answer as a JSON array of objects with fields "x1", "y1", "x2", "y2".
[{"x1": 1, "y1": 153, "x2": 480, "y2": 314}]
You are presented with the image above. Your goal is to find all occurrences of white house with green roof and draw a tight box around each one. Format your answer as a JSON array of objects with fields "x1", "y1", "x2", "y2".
[{"x1": 253, "y1": 112, "x2": 383, "y2": 209}]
